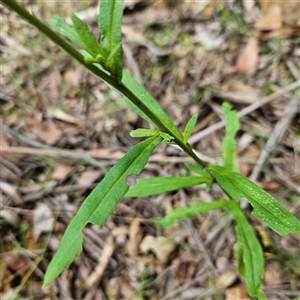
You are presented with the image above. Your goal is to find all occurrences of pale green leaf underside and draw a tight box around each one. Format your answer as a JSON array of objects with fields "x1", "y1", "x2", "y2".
[
  {"x1": 43, "y1": 136, "x2": 162, "y2": 287},
  {"x1": 183, "y1": 113, "x2": 198, "y2": 144},
  {"x1": 229, "y1": 201, "x2": 266, "y2": 299},
  {"x1": 206, "y1": 165, "x2": 300, "y2": 235},
  {"x1": 160, "y1": 199, "x2": 226, "y2": 227},
  {"x1": 222, "y1": 102, "x2": 240, "y2": 172},
  {"x1": 125, "y1": 176, "x2": 209, "y2": 198}
]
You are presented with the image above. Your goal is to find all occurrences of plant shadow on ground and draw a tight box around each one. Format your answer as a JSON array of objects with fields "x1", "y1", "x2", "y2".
[{"x1": 1, "y1": 1, "x2": 300, "y2": 299}]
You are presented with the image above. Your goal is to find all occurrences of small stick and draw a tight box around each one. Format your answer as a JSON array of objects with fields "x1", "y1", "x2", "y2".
[
  {"x1": 250, "y1": 97, "x2": 299, "y2": 182},
  {"x1": 189, "y1": 80, "x2": 300, "y2": 144}
]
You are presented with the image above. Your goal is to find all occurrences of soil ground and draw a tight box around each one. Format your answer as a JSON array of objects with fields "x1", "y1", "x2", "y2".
[{"x1": 1, "y1": 1, "x2": 299, "y2": 299}]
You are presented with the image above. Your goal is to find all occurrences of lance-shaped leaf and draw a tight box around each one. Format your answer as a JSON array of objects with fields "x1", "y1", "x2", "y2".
[
  {"x1": 160, "y1": 199, "x2": 227, "y2": 228},
  {"x1": 221, "y1": 102, "x2": 240, "y2": 172},
  {"x1": 130, "y1": 129, "x2": 174, "y2": 143},
  {"x1": 122, "y1": 70, "x2": 183, "y2": 141},
  {"x1": 183, "y1": 114, "x2": 198, "y2": 144},
  {"x1": 130, "y1": 129, "x2": 161, "y2": 138},
  {"x1": 70, "y1": 12, "x2": 105, "y2": 58},
  {"x1": 229, "y1": 201, "x2": 266, "y2": 300},
  {"x1": 48, "y1": 16, "x2": 107, "y2": 60},
  {"x1": 99, "y1": 0, "x2": 124, "y2": 83},
  {"x1": 81, "y1": 51, "x2": 183, "y2": 142},
  {"x1": 206, "y1": 165, "x2": 300, "y2": 235},
  {"x1": 48, "y1": 17, "x2": 85, "y2": 49},
  {"x1": 43, "y1": 136, "x2": 162, "y2": 287},
  {"x1": 185, "y1": 162, "x2": 213, "y2": 191},
  {"x1": 125, "y1": 176, "x2": 210, "y2": 198},
  {"x1": 185, "y1": 162, "x2": 210, "y2": 177}
]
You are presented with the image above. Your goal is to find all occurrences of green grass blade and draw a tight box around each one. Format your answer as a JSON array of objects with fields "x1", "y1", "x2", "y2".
[
  {"x1": 221, "y1": 102, "x2": 240, "y2": 172},
  {"x1": 183, "y1": 114, "x2": 198, "y2": 144},
  {"x1": 125, "y1": 176, "x2": 209, "y2": 197},
  {"x1": 229, "y1": 201, "x2": 266, "y2": 300},
  {"x1": 43, "y1": 136, "x2": 162, "y2": 287},
  {"x1": 70, "y1": 12, "x2": 104, "y2": 57},
  {"x1": 48, "y1": 17, "x2": 85, "y2": 49},
  {"x1": 99, "y1": 0, "x2": 124, "y2": 83},
  {"x1": 206, "y1": 165, "x2": 300, "y2": 235},
  {"x1": 160, "y1": 199, "x2": 226, "y2": 228}
]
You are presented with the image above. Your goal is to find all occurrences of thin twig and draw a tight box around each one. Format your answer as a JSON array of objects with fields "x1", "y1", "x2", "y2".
[
  {"x1": 189, "y1": 80, "x2": 300, "y2": 144},
  {"x1": 249, "y1": 97, "x2": 299, "y2": 182},
  {"x1": 0, "y1": 123, "x2": 106, "y2": 169}
]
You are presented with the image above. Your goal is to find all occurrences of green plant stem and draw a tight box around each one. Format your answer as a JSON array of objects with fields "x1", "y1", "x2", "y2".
[{"x1": 2, "y1": 0, "x2": 207, "y2": 168}]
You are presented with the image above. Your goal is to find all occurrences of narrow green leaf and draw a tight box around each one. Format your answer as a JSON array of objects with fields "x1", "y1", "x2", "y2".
[
  {"x1": 229, "y1": 201, "x2": 266, "y2": 299},
  {"x1": 185, "y1": 162, "x2": 213, "y2": 191},
  {"x1": 70, "y1": 12, "x2": 105, "y2": 58},
  {"x1": 81, "y1": 51, "x2": 183, "y2": 142},
  {"x1": 130, "y1": 129, "x2": 160, "y2": 138},
  {"x1": 160, "y1": 132, "x2": 174, "y2": 142},
  {"x1": 81, "y1": 50, "x2": 183, "y2": 143},
  {"x1": 122, "y1": 70, "x2": 183, "y2": 141},
  {"x1": 48, "y1": 17, "x2": 85, "y2": 49},
  {"x1": 99, "y1": 0, "x2": 124, "y2": 83},
  {"x1": 185, "y1": 162, "x2": 210, "y2": 177},
  {"x1": 125, "y1": 176, "x2": 209, "y2": 198},
  {"x1": 160, "y1": 199, "x2": 226, "y2": 228},
  {"x1": 183, "y1": 114, "x2": 198, "y2": 144},
  {"x1": 206, "y1": 165, "x2": 300, "y2": 235},
  {"x1": 43, "y1": 136, "x2": 162, "y2": 287},
  {"x1": 222, "y1": 102, "x2": 240, "y2": 172}
]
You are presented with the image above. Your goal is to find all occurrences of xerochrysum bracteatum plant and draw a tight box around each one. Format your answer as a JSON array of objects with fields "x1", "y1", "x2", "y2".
[{"x1": 2, "y1": 1, "x2": 299, "y2": 299}]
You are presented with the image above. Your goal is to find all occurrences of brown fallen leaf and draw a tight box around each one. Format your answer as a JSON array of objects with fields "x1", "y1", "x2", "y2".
[
  {"x1": 257, "y1": 0, "x2": 300, "y2": 25},
  {"x1": 255, "y1": 5, "x2": 282, "y2": 31},
  {"x1": 0, "y1": 181, "x2": 22, "y2": 204},
  {"x1": 51, "y1": 162, "x2": 75, "y2": 181},
  {"x1": 264, "y1": 261, "x2": 285, "y2": 285},
  {"x1": 226, "y1": 80, "x2": 260, "y2": 96},
  {"x1": 0, "y1": 132, "x2": 10, "y2": 147},
  {"x1": 235, "y1": 36, "x2": 259, "y2": 75},
  {"x1": 26, "y1": 119, "x2": 63, "y2": 146},
  {"x1": 259, "y1": 26, "x2": 300, "y2": 40},
  {"x1": 48, "y1": 108, "x2": 85, "y2": 129},
  {"x1": 215, "y1": 269, "x2": 237, "y2": 290},
  {"x1": 3, "y1": 254, "x2": 31, "y2": 277},
  {"x1": 32, "y1": 202, "x2": 54, "y2": 241},
  {"x1": 226, "y1": 283, "x2": 251, "y2": 300},
  {"x1": 0, "y1": 209, "x2": 20, "y2": 227},
  {"x1": 243, "y1": 0, "x2": 255, "y2": 12},
  {"x1": 139, "y1": 235, "x2": 177, "y2": 264},
  {"x1": 75, "y1": 169, "x2": 102, "y2": 186},
  {"x1": 84, "y1": 240, "x2": 115, "y2": 289},
  {"x1": 126, "y1": 219, "x2": 143, "y2": 257}
]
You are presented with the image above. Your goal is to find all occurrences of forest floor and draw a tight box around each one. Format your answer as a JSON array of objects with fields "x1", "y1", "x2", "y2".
[{"x1": 1, "y1": 0, "x2": 300, "y2": 299}]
